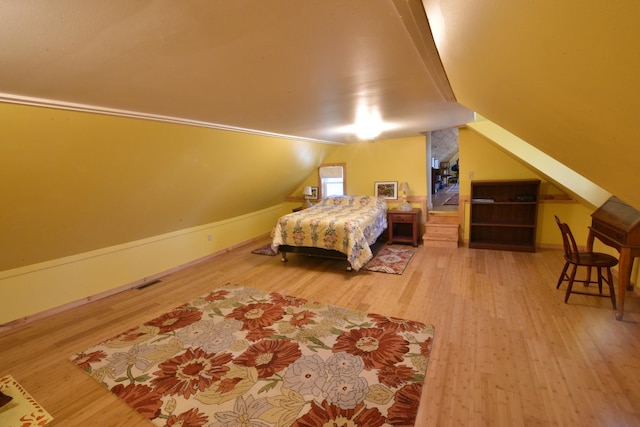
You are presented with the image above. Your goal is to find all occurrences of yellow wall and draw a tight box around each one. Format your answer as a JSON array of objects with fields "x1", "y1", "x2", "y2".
[
  {"x1": 0, "y1": 102, "x2": 336, "y2": 325},
  {"x1": 2, "y1": 102, "x2": 634, "y2": 325},
  {"x1": 427, "y1": 0, "x2": 640, "y2": 212},
  {"x1": 459, "y1": 127, "x2": 613, "y2": 249},
  {"x1": 295, "y1": 135, "x2": 428, "y2": 210},
  {"x1": 299, "y1": 129, "x2": 600, "y2": 250},
  {"x1": 468, "y1": 119, "x2": 611, "y2": 208},
  {"x1": 0, "y1": 103, "x2": 337, "y2": 271},
  {"x1": 0, "y1": 203, "x2": 298, "y2": 325},
  {"x1": 459, "y1": 126, "x2": 639, "y2": 285}
]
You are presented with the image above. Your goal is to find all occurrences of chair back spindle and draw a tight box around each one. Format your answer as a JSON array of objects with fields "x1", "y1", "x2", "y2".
[{"x1": 555, "y1": 216, "x2": 581, "y2": 263}]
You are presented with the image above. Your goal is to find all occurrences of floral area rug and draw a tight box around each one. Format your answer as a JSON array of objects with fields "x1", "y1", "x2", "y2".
[
  {"x1": 0, "y1": 375, "x2": 53, "y2": 427},
  {"x1": 70, "y1": 283, "x2": 434, "y2": 426},
  {"x1": 363, "y1": 246, "x2": 416, "y2": 275}
]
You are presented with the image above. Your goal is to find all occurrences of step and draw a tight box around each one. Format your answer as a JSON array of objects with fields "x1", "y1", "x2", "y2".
[
  {"x1": 424, "y1": 229, "x2": 458, "y2": 240},
  {"x1": 423, "y1": 222, "x2": 459, "y2": 248},
  {"x1": 424, "y1": 222, "x2": 459, "y2": 234},
  {"x1": 427, "y1": 211, "x2": 459, "y2": 224},
  {"x1": 423, "y1": 238, "x2": 459, "y2": 248}
]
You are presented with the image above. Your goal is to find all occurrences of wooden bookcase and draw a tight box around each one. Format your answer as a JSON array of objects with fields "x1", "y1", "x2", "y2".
[
  {"x1": 440, "y1": 161, "x2": 451, "y2": 186},
  {"x1": 469, "y1": 179, "x2": 541, "y2": 252}
]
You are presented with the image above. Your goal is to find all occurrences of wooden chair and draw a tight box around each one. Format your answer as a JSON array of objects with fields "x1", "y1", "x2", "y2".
[{"x1": 554, "y1": 215, "x2": 617, "y2": 309}]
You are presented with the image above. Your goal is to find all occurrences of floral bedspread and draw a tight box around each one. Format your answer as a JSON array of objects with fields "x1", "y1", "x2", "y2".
[{"x1": 271, "y1": 196, "x2": 388, "y2": 271}]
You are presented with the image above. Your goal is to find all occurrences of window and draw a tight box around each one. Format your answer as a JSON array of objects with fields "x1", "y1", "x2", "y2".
[
  {"x1": 318, "y1": 163, "x2": 346, "y2": 198},
  {"x1": 324, "y1": 178, "x2": 343, "y2": 196}
]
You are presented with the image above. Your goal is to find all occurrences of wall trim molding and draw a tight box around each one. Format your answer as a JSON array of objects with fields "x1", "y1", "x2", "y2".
[
  {"x1": 0, "y1": 93, "x2": 343, "y2": 146},
  {"x1": 0, "y1": 204, "x2": 289, "y2": 327},
  {"x1": 0, "y1": 233, "x2": 270, "y2": 333},
  {"x1": 0, "y1": 205, "x2": 281, "y2": 281}
]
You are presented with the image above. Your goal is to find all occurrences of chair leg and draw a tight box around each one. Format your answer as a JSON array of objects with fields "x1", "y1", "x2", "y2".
[
  {"x1": 606, "y1": 267, "x2": 617, "y2": 310},
  {"x1": 597, "y1": 267, "x2": 604, "y2": 294},
  {"x1": 557, "y1": 261, "x2": 570, "y2": 289},
  {"x1": 564, "y1": 265, "x2": 578, "y2": 303}
]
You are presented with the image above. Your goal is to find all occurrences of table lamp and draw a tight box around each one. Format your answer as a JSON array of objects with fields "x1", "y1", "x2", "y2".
[
  {"x1": 397, "y1": 182, "x2": 412, "y2": 211},
  {"x1": 303, "y1": 186, "x2": 313, "y2": 208}
]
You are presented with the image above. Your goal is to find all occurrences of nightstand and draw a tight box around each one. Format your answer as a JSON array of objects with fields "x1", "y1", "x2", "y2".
[{"x1": 388, "y1": 208, "x2": 421, "y2": 246}]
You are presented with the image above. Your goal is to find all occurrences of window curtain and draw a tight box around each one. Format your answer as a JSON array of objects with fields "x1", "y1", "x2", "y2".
[{"x1": 319, "y1": 166, "x2": 343, "y2": 179}]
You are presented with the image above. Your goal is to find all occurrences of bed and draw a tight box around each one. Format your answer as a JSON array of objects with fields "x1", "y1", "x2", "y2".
[{"x1": 271, "y1": 195, "x2": 388, "y2": 271}]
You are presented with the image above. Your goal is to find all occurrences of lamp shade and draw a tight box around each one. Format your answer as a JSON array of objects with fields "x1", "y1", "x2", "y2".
[
  {"x1": 303, "y1": 186, "x2": 313, "y2": 196},
  {"x1": 399, "y1": 182, "x2": 410, "y2": 193}
]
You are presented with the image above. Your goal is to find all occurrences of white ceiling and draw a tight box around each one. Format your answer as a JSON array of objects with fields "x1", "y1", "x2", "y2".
[
  {"x1": 0, "y1": 0, "x2": 473, "y2": 144},
  {"x1": 5, "y1": 0, "x2": 638, "y2": 208}
]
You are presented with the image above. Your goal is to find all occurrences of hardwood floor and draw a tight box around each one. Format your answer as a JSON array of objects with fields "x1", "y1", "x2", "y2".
[
  {"x1": 2, "y1": 239, "x2": 640, "y2": 426},
  {"x1": 432, "y1": 184, "x2": 458, "y2": 212}
]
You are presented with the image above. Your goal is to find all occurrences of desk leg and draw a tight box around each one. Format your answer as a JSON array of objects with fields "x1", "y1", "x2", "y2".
[
  {"x1": 586, "y1": 232, "x2": 595, "y2": 287},
  {"x1": 616, "y1": 248, "x2": 633, "y2": 321},
  {"x1": 587, "y1": 232, "x2": 595, "y2": 251}
]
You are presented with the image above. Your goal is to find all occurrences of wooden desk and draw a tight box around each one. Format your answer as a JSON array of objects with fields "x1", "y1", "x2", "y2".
[
  {"x1": 587, "y1": 228, "x2": 640, "y2": 320},
  {"x1": 388, "y1": 208, "x2": 421, "y2": 246},
  {"x1": 587, "y1": 196, "x2": 640, "y2": 320}
]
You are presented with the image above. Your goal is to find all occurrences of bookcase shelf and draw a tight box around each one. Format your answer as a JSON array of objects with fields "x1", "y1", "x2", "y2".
[{"x1": 469, "y1": 179, "x2": 541, "y2": 252}]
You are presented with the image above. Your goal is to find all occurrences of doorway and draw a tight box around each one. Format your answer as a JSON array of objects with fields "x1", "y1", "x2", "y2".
[{"x1": 428, "y1": 128, "x2": 459, "y2": 212}]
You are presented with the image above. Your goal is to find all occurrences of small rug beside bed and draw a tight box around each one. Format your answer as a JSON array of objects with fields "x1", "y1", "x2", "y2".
[
  {"x1": 251, "y1": 243, "x2": 416, "y2": 275},
  {"x1": 70, "y1": 283, "x2": 434, "y2": 426},
  {"x1": 251, "y1": 244, "x2": 278, "y2": 256},
  {"x1": 362, "y1": 246, "x2": 416, "y2": 275}
]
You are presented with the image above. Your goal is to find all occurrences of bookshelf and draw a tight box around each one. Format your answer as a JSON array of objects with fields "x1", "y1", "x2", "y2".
[{"x1": 469, "y1": 179, "x2": 541, "y2": 252}]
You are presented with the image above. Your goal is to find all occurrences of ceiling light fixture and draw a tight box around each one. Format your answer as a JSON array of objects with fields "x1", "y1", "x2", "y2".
[{"x1": 354, "y1": 104, "x2": 383, "y2": 140}]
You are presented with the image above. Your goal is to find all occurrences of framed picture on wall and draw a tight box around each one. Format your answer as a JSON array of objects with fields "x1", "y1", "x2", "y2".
[
  {"x1": 374, "y1": 181, "x2": 398, "y2": 199},
  {"x1": 310, "y1": 186, "x2": 318, "y2": 200}
]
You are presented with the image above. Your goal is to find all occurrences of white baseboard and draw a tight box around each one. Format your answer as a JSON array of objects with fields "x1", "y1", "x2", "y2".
[{"x1": 0, "y1": 204, "x2": 287, "y2": 328}]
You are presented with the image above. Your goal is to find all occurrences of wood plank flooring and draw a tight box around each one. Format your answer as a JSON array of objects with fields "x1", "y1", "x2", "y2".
[
  {"x1": 1, "y1": 239, "x2": 640, "y2": 426},
  {"x1": 432, "y1": 184, "x2": 458, "y2": 212}
]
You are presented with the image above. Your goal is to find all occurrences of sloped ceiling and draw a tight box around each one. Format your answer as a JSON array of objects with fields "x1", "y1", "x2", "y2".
[
  {"x1": 422, "y1": 0, "x2": 640, "y2": 209},
  {"x1": 2, "y1": 0, "x2": 638, "y2": 208},
  {"x1": 0, "y1": 0, "x2": 472, "y2": 143}
]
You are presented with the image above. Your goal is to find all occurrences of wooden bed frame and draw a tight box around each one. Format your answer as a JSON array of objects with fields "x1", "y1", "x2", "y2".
[{"x1": 277, "y1": 232, "x2": 388, "y2": 271}]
